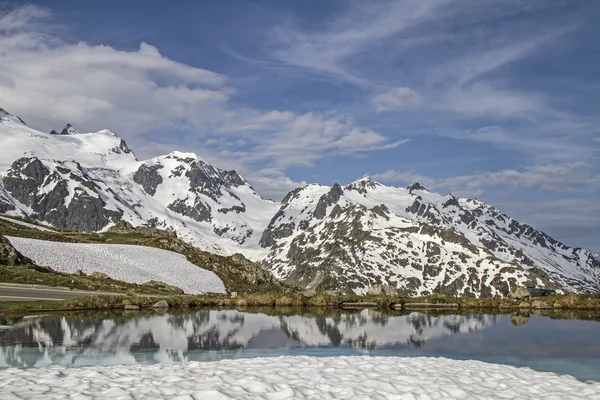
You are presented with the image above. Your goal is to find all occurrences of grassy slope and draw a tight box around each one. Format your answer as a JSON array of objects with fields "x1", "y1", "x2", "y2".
[{"x1": 0, "y1": 216, "x2": 291, "y2": 294}]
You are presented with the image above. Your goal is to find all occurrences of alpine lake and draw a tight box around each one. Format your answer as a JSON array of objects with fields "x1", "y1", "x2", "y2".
[{"x1": 1, "y1": 307, "x2": 599, "y2": 382}]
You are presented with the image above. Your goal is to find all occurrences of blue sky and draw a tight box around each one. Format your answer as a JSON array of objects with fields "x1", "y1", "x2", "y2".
[{"x1": 0, "y1": 1, "x2": 598, "y2": 252}]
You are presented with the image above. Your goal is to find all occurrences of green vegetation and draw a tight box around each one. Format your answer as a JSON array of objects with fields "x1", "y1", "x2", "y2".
[
  {"x1": 0, "y1": 216, "x2": 292, "y2": 294},
  {"x1": 3, "y1": 291, "x2": 600, "y2": 315},
  {"x1": 2, "y1": 216, "x2": 600, "y2": 315}
]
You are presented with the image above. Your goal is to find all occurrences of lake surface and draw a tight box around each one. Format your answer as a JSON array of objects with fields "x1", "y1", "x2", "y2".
[{"x1": 1, "y1": 308, "x2": 599, "y2": 381}]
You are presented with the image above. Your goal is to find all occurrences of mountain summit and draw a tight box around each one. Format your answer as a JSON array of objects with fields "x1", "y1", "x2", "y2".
[
  {"x1": 1, "y1": 107, "x2": 598, "y2": 296},
  {"x1": 50, "y1": 123, "x2": 79, "y2": 135}
]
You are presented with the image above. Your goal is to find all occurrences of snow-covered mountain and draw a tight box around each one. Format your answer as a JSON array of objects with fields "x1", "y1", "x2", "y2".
[{"x1": 1, "y1": 107, "x2": 599, "y2": 296}]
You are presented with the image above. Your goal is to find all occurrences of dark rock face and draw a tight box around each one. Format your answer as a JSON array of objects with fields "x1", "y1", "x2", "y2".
[
  {"x1": 0, "y1": 199, "x2": 15, "y2": 213},
  {"x1": 222, "y1": 170, "x2": 246, "y2": 187},
  {"x1": 133, "y1": 164, "x2": 164, "y2": 195},
  {"x1": 0, "y1": 236, "x2": 34, "y2": 265},
  {"x1": 407, "y1": 182, "x2": 427, "y2": 193},
  {"x1": 2, "y1": 157, "x2": 122, "y2": 231},
  {"x1": 60, "y1": 123, "x2": 76, "y2": 135},
  {"x1": 111, "y1": 139, "x2": 135, "y2": 156},
  {"x1": 168, "y1": 198, "x2": 212, "y2": 223},
  {"x1": 314, "y1": 184, "x2": 343, "y2": 219},
  {"x1": 259, "y1": 210, "x2": 294, "y2": 248}
]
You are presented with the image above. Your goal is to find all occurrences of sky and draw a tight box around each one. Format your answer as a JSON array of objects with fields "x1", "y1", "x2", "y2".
[{"x1": 0, "y1": 1, "x2": 598, "y2": 252}]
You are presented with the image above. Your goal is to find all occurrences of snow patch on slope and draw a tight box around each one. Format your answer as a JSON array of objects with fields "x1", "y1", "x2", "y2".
[{"x1": 6, "y1": 236, "x2": 225, "y2": 294}]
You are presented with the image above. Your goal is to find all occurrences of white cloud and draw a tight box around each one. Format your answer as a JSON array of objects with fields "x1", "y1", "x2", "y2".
[
  {"x1": 370, "y1": 170, "x2": 436, "y2": 188},
  {"x1": 0, "y1": 6, "x2": 229, "y2": 145},
  {"x1": 373, "y1": 87, "x2": 422, "y2": 113},
  {"x1": 0, "y1": 4, "x2": 401, "y2": 179},
  {"x1": 372, "y1": 162, "x2": 599, "y2": 195},
  {"x1": 270, "y1": 1, "x2": 448, "y2": 84},
  {"x1": 217, "y1": 111, "x2": 407, "y2": 169}
]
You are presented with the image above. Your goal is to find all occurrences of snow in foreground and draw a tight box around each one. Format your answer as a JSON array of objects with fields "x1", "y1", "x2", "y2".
[
  {"x1": 1, "y1": 356, "x2": 598, "y2": 399},
  {"x1": 6, "y1": 236, "x2": 225, "y2": 295}
]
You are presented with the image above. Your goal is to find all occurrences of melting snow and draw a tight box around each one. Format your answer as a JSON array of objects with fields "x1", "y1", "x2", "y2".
[
  {"x1": 0, "y1": 356, "x2": 598, "y2": 399},
  {"x1": 6, "y1": 236, "x2": 225, "y2": 294}
]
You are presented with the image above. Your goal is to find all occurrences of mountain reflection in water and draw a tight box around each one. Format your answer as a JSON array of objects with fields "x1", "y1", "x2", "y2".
[{"x1": 0, "y1": 310, "x2": 496, "y2": 368}]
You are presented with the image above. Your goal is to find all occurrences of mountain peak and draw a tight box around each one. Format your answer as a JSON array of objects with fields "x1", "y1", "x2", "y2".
[
  {"x1": 345, "y1": 176, "x2": 381, "y2": 193},
  {"x1": 61, "y1": 123, "x2": 78, "y2": 135},
  {"x1": 50, "y1": 123, "x2": 79, "y2": 135},
  {"x1": 407, "y1": 182, "x2": 427, "y2": 193},
  {"x1": 0, "y1": 107, "x2": 27, "y2": 125}
]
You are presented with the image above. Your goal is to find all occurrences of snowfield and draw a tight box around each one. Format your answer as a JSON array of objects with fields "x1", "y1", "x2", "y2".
[
  {"x1": 5, "y1": 236, "x2": 225, "y2": 295},
  {"x1": 0, "y1": 356, "x2": 598, "y2": 399}
]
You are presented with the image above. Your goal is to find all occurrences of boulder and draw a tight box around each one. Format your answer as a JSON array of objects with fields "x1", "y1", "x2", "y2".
[
  {"x1": 531, "y1": 300, "x2": 552, "y2": 309},
  {"x1": 90, "y1": 272, "x2": 110, "y2": 280},
  {"x1": 0, "y1": 236, "x2": 34, "y2": 265},
  {"x1": 509, "y1": 286, "x2": 530, "y2": 300},
  {"x1": 367, "y1": 284, "x2": 398, "y2": 296},
  {"x1": 141, "y1": 280, "x2": 184, "y2": 294},
  {"x1": 230, "y1": 292, "x2": 238, "y2": 299},
  {"x1": 152, "y1": 300, "x2": 169, "y2": 309},
  {"x1": 124, "y1": 304, "x2": 140, "y2": 310}
]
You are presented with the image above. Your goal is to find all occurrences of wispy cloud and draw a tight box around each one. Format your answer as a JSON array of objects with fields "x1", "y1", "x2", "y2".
[
  {"x1": 269, "y1": 0, "x2": 449, "y2": 85},
  {"x1": 372, "y1": 162, "x2": 600, "y2": 195},
  {"x1": 216, "y1": 110, "x2": 408, "y2": 169},
  {"x1": 0, "y1": 4, "x2": 402, "y2": 200},
  {"x1": 373, "y1": 87, "x2": 422, "y2": 113}
]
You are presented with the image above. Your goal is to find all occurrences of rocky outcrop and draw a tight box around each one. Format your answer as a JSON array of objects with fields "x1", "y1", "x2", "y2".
[
  {"x1": 142, "y1": 280, "x2": 184, "y2": 294},
  {"x1": 133, "y1": 164, "x2": 163, "y2": 195},
  {"x1": 0, "y1": 236, "x2": 33, "y2": 265},
  {"x1": 314, "y1": 184, "x2": 343, "y2": 219},
  {"x1": 168, "y1": 198, "x2": 212, "y2": 223},
  {"x1": 107, "y1": 220, "x2": 177, "y2": 238},
  {"x1": 2, "y1": 157, "x2": 122, "y2": 231},
  {"x1": 367, "y1": 284, "x2": 398, "y2": 296},
  {"x1": 509, "y1": 286, "x2": 531, "y2": 300}
]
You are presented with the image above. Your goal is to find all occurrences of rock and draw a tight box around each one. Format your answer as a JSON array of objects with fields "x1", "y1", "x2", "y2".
[
  {"x1": 90, "y1": 272, "x2": 110, "y2": 280},
  {"x1": 132, "y1": 164, "x2": 163, "y2": 196},
  {"x1": 152, "y1": 300, "x2": 169, "y2": 309},
  {"x1": 230, "y1": 292, "x2": 238, "y2": 299},
  {"x1": 141, "y1": 280, "x2": 184, "y2": 294},
  {"x1": 124, "y1": 304, "x2": 140, "y2": 310},
  {"x1": 509, "y1": 286, "x2": 530, "y2": 300},
  {"x1": 72, "y1": 270, "x2": 85, "y2": 276},
  {"x1": 367, "y1": 284, "x2": 398, "y2": 296},
  {"x1": 2, "y1": 157, "x2": 122, "y2": 232},
  {"x1": 107, "y1": 220, "x2": 177, "y2": 238},
  {"x1": 531, "y1": 300, "x2": 552, "y2": 309},
  {"x1": 0, "y1": 236, "x2": 34, "y2": 265}
]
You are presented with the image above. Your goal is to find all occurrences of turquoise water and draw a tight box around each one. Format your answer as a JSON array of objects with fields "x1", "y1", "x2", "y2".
[{"x1": 1, "y1": 309, "x2": 599, "y2": 381}]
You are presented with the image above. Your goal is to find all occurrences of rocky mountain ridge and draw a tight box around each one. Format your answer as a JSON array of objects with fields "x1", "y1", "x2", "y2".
[{"x1": 1, "y1": 107, "x2": 598, "y2": 296}]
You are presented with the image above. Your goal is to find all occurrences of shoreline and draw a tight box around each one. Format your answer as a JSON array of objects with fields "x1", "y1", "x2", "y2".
[{"x1": 2, "y1": 291, "x2": 600, "y2": 315}]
